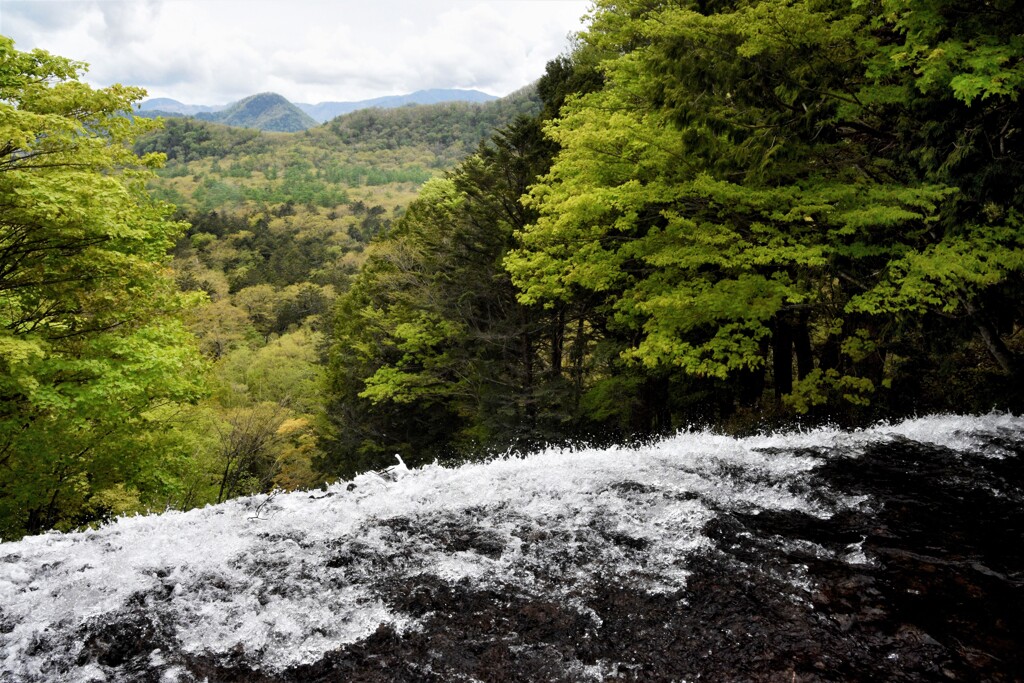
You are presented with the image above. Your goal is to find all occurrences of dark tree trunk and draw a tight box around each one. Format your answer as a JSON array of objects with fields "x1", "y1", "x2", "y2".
[
  {"x1": 631, "y1": 376, "x2": 672, "y2": 436},
  {"x1": 521, "y1": 324, "x2": 536, "y2": 424},
  {"x1": 794, "y1": 313, "x2": 814, "y2": 380},
  {"x1": 962, "y1": 297, "x2": 1017, "y2": 376},
  {"x1": 569, "y1": 313, "x2": 588, "y2": 409},
  {"x1": 550, "y1": 308, "x2": 564, "y2": 380},
  {"x1": 738, "y1": 365, "x2": 766, "y2": 406},
  {"x1": 772, "y1": 316, "x2": 794, "y2": 398}
]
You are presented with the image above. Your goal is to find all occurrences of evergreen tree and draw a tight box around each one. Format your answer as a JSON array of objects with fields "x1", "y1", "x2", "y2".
[
  {"x1": 506, "y1": 0, "x2": 1024, "y2": 421},
  {"x1": 320, "y1": 117, "x2": 583, "y2": 475}
]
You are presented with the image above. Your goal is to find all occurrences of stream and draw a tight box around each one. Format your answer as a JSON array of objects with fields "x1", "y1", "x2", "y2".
[{"x1": 1, "y1": 414, "x2": 1022, "y2": 681}]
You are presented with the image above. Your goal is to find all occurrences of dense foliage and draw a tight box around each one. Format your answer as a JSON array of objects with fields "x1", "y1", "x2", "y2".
[
  {"x1": 321, "y1": 117, "x2": 582, "y2": 475},
  {"x1": 4, "y1": 0, "x2": 1023, "y2": 534},
  {"x1": 508, "y1": 0, "x2": 1024, "y2": 422},
  {"x1": 0, "y1": 37, "x2": 207, "y2": 537},
  {"x1": 321, "y1": 0, "x2": 1024, "y2": 474}
]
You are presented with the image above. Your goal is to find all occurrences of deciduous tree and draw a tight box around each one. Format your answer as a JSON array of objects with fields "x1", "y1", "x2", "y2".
[
  {"x1": 506, "y1": 0, "x2": 1024, "y2": 419},
  {"x1": 0, "y1": 38, "x2": 206, "y2": 537}
]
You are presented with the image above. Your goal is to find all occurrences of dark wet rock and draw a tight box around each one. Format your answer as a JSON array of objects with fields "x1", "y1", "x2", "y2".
[
  {"x1": 607, "y1": 480, "x2": 660, "y2": 495},
  {"x1": 3, "y1": 420, "x2": 1024, "y2": 682},
  {"x1": 281, "y1": 576, "x2": 599, "y2": 682},
  {"x1": 70, "y1": 594, "x2": 179, "y2": 683},
  {"x1": 276, "y1": 438, "x2": 1024, "y2": 683}
]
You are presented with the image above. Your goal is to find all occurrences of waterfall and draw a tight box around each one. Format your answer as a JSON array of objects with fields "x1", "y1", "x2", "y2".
[{"x1": 2, "y1": 414, "x2": 1022, "y2": 682}]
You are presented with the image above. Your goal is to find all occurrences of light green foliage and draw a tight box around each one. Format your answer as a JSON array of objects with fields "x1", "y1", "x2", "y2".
[
  {"x1": 359, "y1": 314, "x2": 466, "y2": 404},
  {"x1": 272, "y1": 417, "x2": 325, "y2": 491},
  {"x1": 785, "y1": 369, "x2": 875, "y2": 413},
  {"x1": 216, "y1": 328, "x2": 325, "y2": 414},
  {"x1": 321, "y1": 116, "x2": 587, "y2": 474},
  {"x1": 507, "y1": 0, "x2": 1024, "y2": 414},
  {"x1": 849, "y1": 220, "x2": 1024, "y2": 315},
  {"x1": 186, "y1": 299, "x2": 260, "y2": 358},
  {"x1": 0, "y1": 37, "x2": 208, "y2": 537}
]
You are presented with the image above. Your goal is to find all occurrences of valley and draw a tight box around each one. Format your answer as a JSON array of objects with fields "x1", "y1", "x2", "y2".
[
  {"x1": 3, "y1": 0, "x2": 1023, "y2": 550},
  {"x1": 2, "y1": 3, "x2": 1024, "y2": 680}
]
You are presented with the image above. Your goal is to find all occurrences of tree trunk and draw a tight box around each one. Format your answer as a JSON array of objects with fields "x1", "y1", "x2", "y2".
[
  {"x1": 521, "y1": 324, "x2": 536, "y2": 424},
  {"x1": 794, "y1": 313, "x2": 814, "y2": 380},
  {"x1": 626, "y1": 376, "x2": 671, "y2": 436},
  {"x1": 550, "y1": 308, "x2": 564, "y2": 380},
  {"x1": 962, "y1": 296, "x2": 1017, "y2": 375},
  {"x1": 772, "y1": 316, "x2": 794, "y2": 398},
  {"x1": 738, "y1": 365, "x2": 766, "y2": 406},
  {"x1": 217, "y1": 458, "x2": 235, "y2": 504}
]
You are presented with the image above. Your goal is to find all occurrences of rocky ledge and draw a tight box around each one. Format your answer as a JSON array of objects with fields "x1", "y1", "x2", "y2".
[{"x1": 2, "y1": 416, "x2": 1022, "y2": 682}]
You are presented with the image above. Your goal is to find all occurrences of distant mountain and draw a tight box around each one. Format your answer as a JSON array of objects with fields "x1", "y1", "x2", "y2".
[
  {"x1": 135, "y1": 88, "x2": 503, "y2": 132},
  {"x1": 324, "y1": 85, "x2": 541, "y2": 162},
  {"x1": 133, "y1": 84, "x2": 542, "y2": 174},
  {"x1": 296, "y1": 89, "x2": 499, "y2": 123},
  {"x1": 193, "y1": 93, "x2": 318, "y2": 133},
  {"x1": 135, "y1": 98, "x2": 223, "y2": 116}
]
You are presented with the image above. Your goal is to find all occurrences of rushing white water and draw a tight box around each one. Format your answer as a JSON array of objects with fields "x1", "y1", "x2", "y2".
[{"x1": 1, "y1": 413, "x2": 1022, "y2": 682}]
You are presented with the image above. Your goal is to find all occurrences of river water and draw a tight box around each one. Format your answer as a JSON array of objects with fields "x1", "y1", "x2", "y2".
[{"x1": 1, "y1": 414, "x2": 1022, "y2": 681}]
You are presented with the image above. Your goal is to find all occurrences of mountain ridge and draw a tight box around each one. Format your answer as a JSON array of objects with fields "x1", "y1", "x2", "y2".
[
  {"x1": 192, "y1": 92, "x2": 317, "y2": 133},
  {"x1": 296, "y1": 88, "x2": 498, "y2": 122},
  {"x1": 136, "y1": 88, "x2": 500, "y2": 130},
  {"x1": 135, "y1": 97, "x2": 223, "y2": 115}
]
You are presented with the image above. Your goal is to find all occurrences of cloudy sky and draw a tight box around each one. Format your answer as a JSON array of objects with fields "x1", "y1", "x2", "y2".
[{"x1": 0, "y1": 0, "x2": 593, "y2": 105}]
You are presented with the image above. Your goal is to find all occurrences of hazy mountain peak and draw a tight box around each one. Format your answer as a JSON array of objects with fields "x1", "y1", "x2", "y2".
[
  {"x1": 193, "y1": 92, "x2": 318, "y2": 132},
  {"x1": 298, "y1": 88, "x2": 499, "y2": 122},
  {"x1": 137, "y1": 88, "x2": 504, "y2": 131},
  {"x1": 134, "y1": 98, "x2": 222, "y2": 115}
]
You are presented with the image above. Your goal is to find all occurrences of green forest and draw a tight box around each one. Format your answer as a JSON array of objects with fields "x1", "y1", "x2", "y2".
[{"x1": 2, "y1": 0, "x2": 1023, "y2": 539}]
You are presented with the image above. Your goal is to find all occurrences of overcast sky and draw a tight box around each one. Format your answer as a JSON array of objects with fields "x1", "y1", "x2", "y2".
[{"x1": 0, "y1": 0, "x2": 593, "y2": 105}]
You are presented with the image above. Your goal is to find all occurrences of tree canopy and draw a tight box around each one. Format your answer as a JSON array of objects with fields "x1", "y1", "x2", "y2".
[
  {"x1": 506, "y1": 0, "x2": 1024, "y2": 418},
  {"x1": 320, "y1": 0, "x2": 1024, "y2": 477},
  {"x1": 0, "y1": 37, "x2": 207, "y2": 537}
]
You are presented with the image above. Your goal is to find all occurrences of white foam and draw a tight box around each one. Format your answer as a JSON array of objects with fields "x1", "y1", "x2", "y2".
[{"x1": 0, "y1": 413, "x2": 1017, "y2": 680}]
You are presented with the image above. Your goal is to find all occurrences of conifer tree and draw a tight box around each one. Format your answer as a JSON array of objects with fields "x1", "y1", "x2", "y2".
[{"x1": 506, "y1": 0, "x2": 1024, "y2": 416}]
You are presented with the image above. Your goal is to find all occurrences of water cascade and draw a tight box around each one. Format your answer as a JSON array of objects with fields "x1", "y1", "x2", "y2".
[{"x1": 1, "y1": 414, "x2": 1022, "y2": 681}]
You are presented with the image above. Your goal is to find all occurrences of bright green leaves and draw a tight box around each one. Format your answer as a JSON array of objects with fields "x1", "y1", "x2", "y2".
[
  {"x1": 326, "y1": 0, "x2": 1024, "y2": 468},
  {"x1": 508, "y1": 0, "x2": 1024, "y2": 418},
  {"x1": 869, "y1": 0, "x2": 1024, "y2": 103},
  {"x1": 849, "y1": 216, "x2": 1024, "y2": 315},
  {"x1": 947, "y1": 43, "x2": 1024, "y2": 103},
  {"x1": 785, "y1": 368, "x2": 876, "y2": 412},
  {"x1": 0, "y1": 37, "x2": 206, "y2": 538},
  {"x1": 359, "y1": 313, "x2": 467, "y2": 405}
]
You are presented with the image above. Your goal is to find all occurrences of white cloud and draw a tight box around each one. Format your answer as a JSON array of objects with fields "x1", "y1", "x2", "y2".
[{"x1": 0, "y1": 0, "x2": 592, "y2": 105}]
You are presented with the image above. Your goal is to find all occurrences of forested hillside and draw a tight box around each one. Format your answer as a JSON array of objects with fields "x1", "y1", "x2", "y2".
[
  {"x1": 297, "y1": 88, "x2": 499, "y2": 123},
  {"x1": 2, "y1": 0, "x2": 1023, "y2": 539},
  {"x1": 320, "y1": 0, "x2": 1024, "y2": 474},
  {"x1": 136, "y1": 88, "x2": 503, "y2": 127},
  {"x1": 0, "y1": 37, "x2": 541, "y2": 538},
  {"x1": 193, "y1": 92, "x2": 318, "y2": 132}
]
